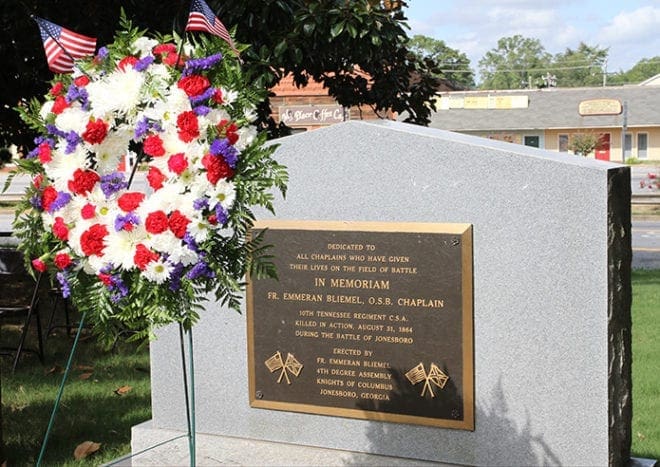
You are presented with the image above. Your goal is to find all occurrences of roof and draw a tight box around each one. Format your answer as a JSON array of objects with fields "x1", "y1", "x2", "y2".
[{"x1": 428, "y1": 85, "x2": 660, "y2": 131}]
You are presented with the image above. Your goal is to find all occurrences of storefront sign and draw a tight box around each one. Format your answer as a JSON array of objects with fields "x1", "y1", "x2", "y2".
[
  {"x1": 279, "y1": 105, "x2": 347, "y2": 126},
  {"x1": 578, "y1": 99, "x2": 622, "y2": 116}
]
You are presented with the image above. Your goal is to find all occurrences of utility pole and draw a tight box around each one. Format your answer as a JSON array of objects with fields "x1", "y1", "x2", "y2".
[
  {"x1": 621, "y1": 101, "x2": 628, "y2": 162},
  {"x1": 603, "y1": 58, "x2": 608, "y2": 87}
]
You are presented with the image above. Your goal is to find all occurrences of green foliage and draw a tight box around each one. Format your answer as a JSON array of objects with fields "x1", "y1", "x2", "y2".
[
  {"x1": 552, "y1": 43, "x2": 609, "y2": 88},
  {"x1": 478, "y1": 35, "x2": 551, "y2": 90},
  {"x1": 407, "y1": 35, "x2": 474, "y2": 89},
  {"x1": 609, "y1": 56, "x2": 660, "y2": 85},
  {"x1": 567, "y1": 132, "x2": 601, "y2": 156}
]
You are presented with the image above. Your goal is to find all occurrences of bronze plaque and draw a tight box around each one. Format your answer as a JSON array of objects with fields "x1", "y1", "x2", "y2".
[{"x1": 247, "y1": 220, "x2": 474, "y2": 430}]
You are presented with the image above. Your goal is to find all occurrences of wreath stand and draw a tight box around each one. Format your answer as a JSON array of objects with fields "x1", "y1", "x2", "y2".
[{"x1": 36, "y1": 314, "x2": 197, "y2": 466}]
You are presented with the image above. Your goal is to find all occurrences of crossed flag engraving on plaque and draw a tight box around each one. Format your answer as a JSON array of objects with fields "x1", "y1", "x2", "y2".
[
  {"x1": 405, "y1": 362, "x2": 449, "y2": 398},
  {"x1": 265, "y1": 351, "x2": 303, "y2": 384}
]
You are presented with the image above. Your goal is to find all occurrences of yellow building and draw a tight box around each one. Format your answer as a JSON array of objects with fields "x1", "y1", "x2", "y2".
[{"x1": 429, "y1": 82, "x2": 660, "y2": 162}]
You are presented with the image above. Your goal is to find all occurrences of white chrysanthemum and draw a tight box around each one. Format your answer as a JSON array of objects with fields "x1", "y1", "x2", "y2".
[
  {"x1": 143, "y1": 258, "x2": 173, "y2": 284},
  {"x1": 45, "y1": 147, "x2": 89, "y2": 191},
  {"x1": 92, "y1": 127, "x2": 133, "y2": 174},
  {"x1": 40, "y1": 100, "x2": 54, "y2": 120},
  {"x1": 85, "y1": 255, "x2": 108, "y2": 275},
  {"x1": 141, "y1": 87, "x2": 190, "y2": 124},
  {"x1": 54, "y1": 106, "x2": 89, "y2": 134},
  {"x1": 187, "y1": 215, "x2": 211, "y2": 243},
  {"x1": 235, "y1": 125, "x2": 257, "y2": 151},
  {"x1": 204, "y1": 108, "x2": 231, "y2": 126},
  {"x1": 146, "y1": 230, "x2": 180, "y2": 254},
  {"x1": 165, "y1": 240, "x2": 199, "y2": 267},
  {"x1": 243, "y1": 107, "x2": 257, "y2": 122},
  {"x1": 131, "y1": 36, "x2": 158, "y2": 56},
  {"x1": 87, "y1": 68, "x2": 146, "y2": 117},
  {"x1": 161, "y1": 127, "x2": 190, "y2": 156},
  {"x1": 208, "y1": 180, "x2": 236, "y2": 210},
  {"x1": 105, "y1": 227, "x2": 148, "y2": 271},
  {"x1": 138, "y1": 183, "x2": 181, "y2": 216},
  {"x1": 221, "y1": 88, "x2": 238, "y2": 105}
]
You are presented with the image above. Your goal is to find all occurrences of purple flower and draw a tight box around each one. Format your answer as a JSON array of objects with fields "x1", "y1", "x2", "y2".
[
  {"x1": 134, "y1": 56, "x2": 155, "y2": 72},
  {"x1": 109, "y1": 276, "x2": 129, "y2": 303},
  {"x1": 97, "y1": 46, "x2": 109, "y2": 60},
  {"x1": 30, "y1": 195, "x2": 42, "y2": 209},
  {"x1": 214, "y1": 204, "x2": 228, "y2": 225},
  {"x1": 46, "y1": 124, "x2": 67, "y2": 139},
  {"x1": 182, "y1": 53, "x2": 222, "y2": 76},
  {"x1": 48, "y1": 191, "x2": 72, "y2": 213},
  {"x1": 193, "y1": 198, "x2": 208, "y2": 211},
  {"x1": 186, "y1": 261, "x2": 215, "y2": 280},
  {"x1": 134, "y1": 117, "x2": 162, "y2": 139},
  {"x1": 100, "y1": 172, "x2": 128, "y2": 198},
  {"x1": 193, "y1": 105, "x2": 211, "y2": 116},
  {"x1": 56, "y1": 272, "x2": 71, "y2": 298},
  {"x1": 210, "y1": 138, "x2": 238, "y2": 168},
  {"x1": 189, "y1": 87, "x2": 215, "y2": 105},
  {"x1": 168, "y1": 263, "x2": 186, "y2": 292},
  {"x1": 183, "y1": 232, "x2": 199, "y2": 253},
  {"x1": 66, "y1": 85, "x2": 88, "y2": 108},
  {"x1": 114, "y1": 212, "x2": 140, "y2": 232},
  {"x1": 64, "y1": 131, "x2": 81, "y2": 154}
]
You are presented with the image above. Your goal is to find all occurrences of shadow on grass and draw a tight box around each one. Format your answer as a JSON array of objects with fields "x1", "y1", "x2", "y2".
[{"x1": 1, "y1": 303, "x2": 151, "y2": 466}]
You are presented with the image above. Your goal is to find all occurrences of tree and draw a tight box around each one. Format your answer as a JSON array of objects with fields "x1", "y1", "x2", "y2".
[
  {"x1": 407, "y1": 35, "x2": 474, "y2": 89},
  {"x1": 552, "y1": 43, "x2": 609, "y2": 88},
  {"x1": 609, "y1": 56, "x2": 660, "y2": 85},
  {"x1": 568, "y1": 132, "x2": 601, "y2": 157},
  {"x1": 478, "y1": 35, "x2": 551, "y2": 90},
  {"x1": 0, "y1": 0, "x2": 439, "y2": 147}
]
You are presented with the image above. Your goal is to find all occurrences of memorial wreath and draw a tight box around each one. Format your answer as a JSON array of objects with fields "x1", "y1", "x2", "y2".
[{"x1": 10, "y1": 14, "x2": 287, "y2": 346}]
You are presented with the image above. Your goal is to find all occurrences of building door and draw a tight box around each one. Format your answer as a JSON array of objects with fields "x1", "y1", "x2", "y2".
[
  {"x1": 595, "y1": 133, "x2": 610, "y2": 161},
  {"x1": 637, "y1": 133, "x2": 648, "y2": 159},
  {"x1": 624, "y1": 133, "x2": 633, "y2": 160},
  {"x1": 524, "y1": 135, "x2": 540, "y2": 148}
]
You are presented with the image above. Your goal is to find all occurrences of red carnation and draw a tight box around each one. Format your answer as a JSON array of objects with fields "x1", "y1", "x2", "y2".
[
  {"x1": 118, "y1": 192, "x2": 145, "y2": 212},
  {"x1": 51, "y1": 95, "x2": 68, "y2": 115},
  {"x1": 217, "y1": 119, "x2": 239, "y2": 145},
  {"x1": 54, "y1": 252, "x2": 72, "y2": 270},
  {"x1": 118, "y1": 56, "x2": 139, "y2": 71},
  {"x1": 176, "y1": 111, "x2": 199, "y2": 143},
  {"x1": 143, "y1": 134, "x2": 166, "y2": 157},
  {"x1": 68, "y1": 169, "x2": 100, "y2": 196},
  {"x1": 202, "y1": 153, "x2": 234, "y2": 184},
  {"x1": 80, "y1": 224, "x2": 108, "y2": 257},
  {"x1": 82, "y1": 118, "x2": 108, "y2": 145},
  {"x1": 168, "y1": 210, "x2": 190, "y2": 239},
  {"x1": 33, "y1": 174, "x2": 44, "y2": 189},
  {"x1": 134, "y1": 244, "x2": 160, "y2": 270},
  {"x1": 41, "y1": 186, "x2": 58, "y2": 212},
  {"x1": 49, "y1": 82, "x2": 64, "y2": 96},
  {"x1": 81, "y1": 203, "x2": 96, "y2": 219},
  {"x1": 145, "y1": 211, "x2": 169, "y2": 234},
  {"x1": 32, "y1": 258, "x2": 47, "y2": 273},
  {"x1": 168, "y1": 153, "x2": 188, "y2": 175},
  {"x1": 153, "y1": 43, "x2": 182, "y2": 67},
  {"x1": 212, "y1": 89, "x2": 223, "y2": 104},
  {"x1": 74, "y1": 75, "x2": 90, "y2": 87},
  {"x1": 38, "y1": 142, "x2": 52, "y2": 164},
  {"x1": 98, "y1": 272, "x2": 113, "y2": 286},
  {"x1": 146, "y1": 166, "x2": 166, "y2": 190},
  {"x1": 52, "y1": 216, "x2": 69, "y2": 241},
  {"x1": 177, "y1": 75, "x2": 210, "y2": 97}
]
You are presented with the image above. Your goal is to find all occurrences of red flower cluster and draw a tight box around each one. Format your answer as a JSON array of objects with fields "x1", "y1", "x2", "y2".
[
  {"x1": 41, "y1": 186, "x2": 58, "y2": 212},
  {"x1": 82, "y1": 118, "x2": 108, "y2": 144},
  {"x1": 177, "y1": 75, "x2": 210, "y2": 97},
  {"x1": 80, "y1": 224, "x2": 109, "y2": 257},
  {"x1": 144, "y1": 134, "x2": 166, "y2": 157},
  {"x1": 146, "y1": 166, "x2": 166, "y2": 190},
  {"x1": 176, "y1": 111, "x2": 199, "y2": 143},
  {"x1": 153, "y1": 43, "x2": 182, "y2": 67},
  {"x1": 38, "y1": 142, "x2": 52, "y2": 164},
  {"x1": 168, "y1": 153, "x2": 188, "y2": 175},
  {"x1": 134, "y1": 244, "x2": 160, "y2": 270},
  {"x1": 52, "y1": 216, "x2": 69, "y2": 241},
  {"x1": 81, "y1": 203, "x2": 96, "y2": 219},
  {"x1": 118, "y1": 56, "x2": 139, "y2": 71},
  {"x1": 54, "y1": 252, "x2": 72, "y2": 270},
  {"x1": 68, "y1": 169, "x2": 100, "y2": 196},
  {"x1": 217, "y1": 119, "x2": 239, "y2": 145},
  {"x1": 145, "y1": 211, "x2": 169, "y2": 234},
  {"x1": 168, "y1": 210, "x2": 190, "y2": 238},
  {"x1": 118, "y1": 192, "x2": 146, "y2": 212},
  {"x1": 202, "y1": 153, "x2": 234, "y2": 184}
]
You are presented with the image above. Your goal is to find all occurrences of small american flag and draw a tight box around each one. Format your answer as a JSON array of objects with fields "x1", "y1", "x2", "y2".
[
  {"x1": 35, "y1": 17, "x2": 96, "y2": 74},
  {"x1": 264, "y1": 351, "x2": 284, "y2": 373},
  {"x1": 405, "y1": 363, "x2": 427, "y2": 385},
  {"x1": 186, "y1": 0, "x2": 237, "y2": 53}
]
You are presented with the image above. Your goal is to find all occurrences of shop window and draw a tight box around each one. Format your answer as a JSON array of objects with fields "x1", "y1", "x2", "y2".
[
  {"x1": 524, "y1": 136, "x2": 540, "y2": 148},
  {"x1": 624, "y1": 133, "x2": 632, "y2": 159},
  {"x1": 558, "y1": 134, "x2": 568, "y2": 152},
  {"x1": 637, "y1": 133, "x2": 648, "y2": 159}
]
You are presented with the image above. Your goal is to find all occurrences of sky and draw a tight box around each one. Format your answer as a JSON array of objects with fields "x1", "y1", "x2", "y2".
[{"x1": 404, "y1": 0, "x2": 660, "y2": 79}]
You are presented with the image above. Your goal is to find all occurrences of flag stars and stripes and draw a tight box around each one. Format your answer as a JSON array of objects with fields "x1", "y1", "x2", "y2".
[{"x1": 34, "y1": 17, "x2": 96, "y2": 74}]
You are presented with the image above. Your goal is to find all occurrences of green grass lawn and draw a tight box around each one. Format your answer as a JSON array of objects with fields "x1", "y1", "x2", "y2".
[
  {"x1": 1, "y1": 270, "x2": 658, "y2": 464},
  {"x1": 631, "y1": 269, "x2": 660, "y2": 460}
]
